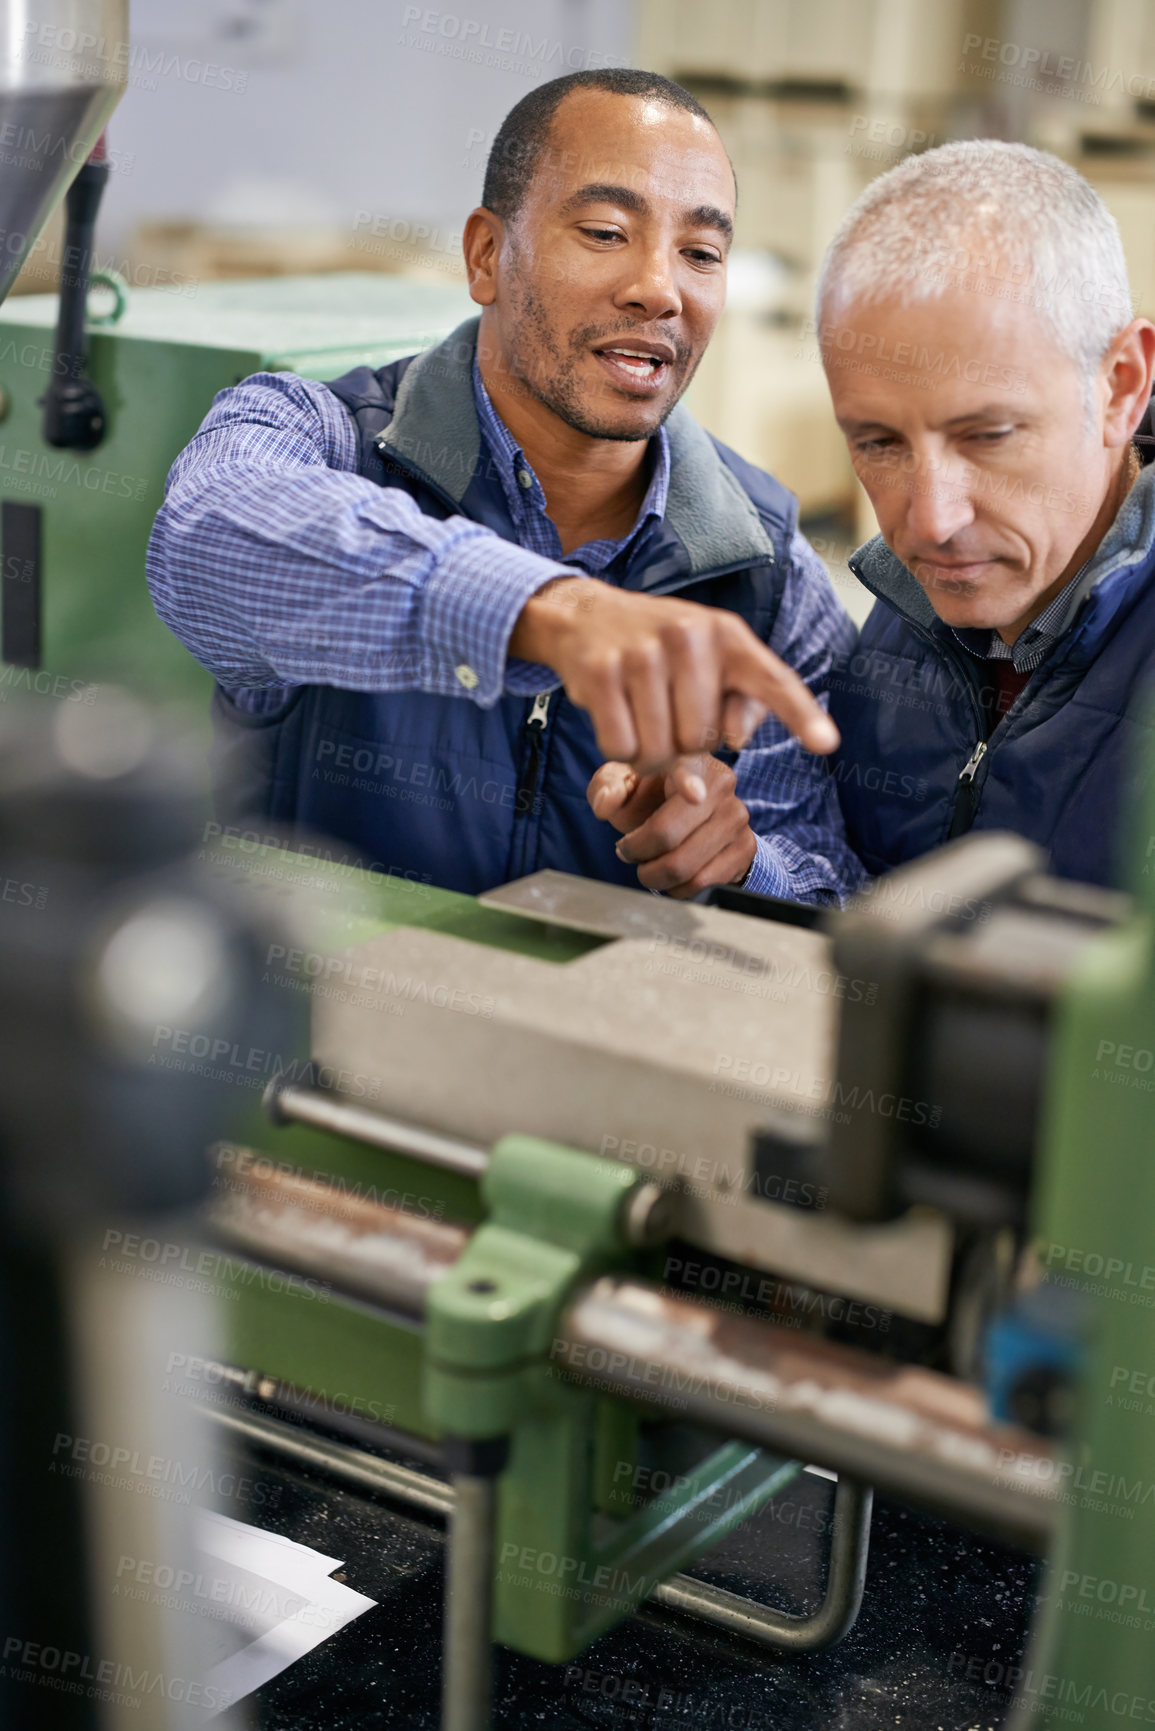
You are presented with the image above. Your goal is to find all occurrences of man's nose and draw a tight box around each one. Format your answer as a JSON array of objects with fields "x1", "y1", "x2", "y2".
[
  {"x1": 613, "y1": 247, "x2": 682, "y2": 321},
  {"x1": 902, "y1": 454, "x2": 976, "y2": 545}
]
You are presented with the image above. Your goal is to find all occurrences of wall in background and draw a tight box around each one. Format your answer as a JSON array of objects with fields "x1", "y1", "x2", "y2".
[{"x1": 96, "y1": 0, "x2": 635, "y2": 256}]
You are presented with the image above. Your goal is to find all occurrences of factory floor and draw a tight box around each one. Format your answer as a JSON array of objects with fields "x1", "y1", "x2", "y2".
[{"x1": 218, "y1": 1427, "x2": 1038, "y2": 1731}]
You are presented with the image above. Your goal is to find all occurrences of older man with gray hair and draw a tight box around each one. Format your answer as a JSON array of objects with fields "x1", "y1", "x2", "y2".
[{"x1": 820, "y1": 140, "x2": 1155, "y2": 888}]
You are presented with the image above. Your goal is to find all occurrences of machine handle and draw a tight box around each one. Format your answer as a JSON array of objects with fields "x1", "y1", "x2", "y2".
[{"x1": 41, "y1": 135, "x2": 111, "y2": 450}]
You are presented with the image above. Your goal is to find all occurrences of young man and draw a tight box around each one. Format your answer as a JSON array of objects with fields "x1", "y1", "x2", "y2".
[
  {"x1": 147, "y1": 70, "x2": 861, "y2": 902},
  {"x1": 817, "y1": 140, "x2": 1155, "y2": 888}
]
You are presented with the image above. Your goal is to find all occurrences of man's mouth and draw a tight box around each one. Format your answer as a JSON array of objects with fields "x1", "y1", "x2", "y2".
[
  {"x1": 912, "y1": 557, "x2": 995, "y2": 588},
  {"x1": 591, "y1": 341, "x2": 674, "y2": 395}
]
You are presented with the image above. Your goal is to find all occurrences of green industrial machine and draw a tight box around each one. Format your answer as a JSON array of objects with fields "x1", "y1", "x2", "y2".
[
  {"x1": 207, "y1": 852, "x2": 881, "y2": 1705},
  {"x1": 1023, "y1": 785, "x2": 1155, "y2": 1719},
  {"x1": 0, "y1": 273, "x2": 472, "y2": 704},
  {"x1": 191, "y1": 787, "x2": 1155, "y2": 1731}
]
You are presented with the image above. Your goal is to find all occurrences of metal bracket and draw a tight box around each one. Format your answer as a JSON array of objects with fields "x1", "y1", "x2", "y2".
[
  {"x1": 422, "y1": 1134, "x2": 855, "y2": 1726},
  {"x1": 425, "y1": 1133, "x2": 643, "y2": 1729}
]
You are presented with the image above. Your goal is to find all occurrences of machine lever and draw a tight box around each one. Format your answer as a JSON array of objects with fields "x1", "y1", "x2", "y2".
[{"x1": 42, "y1": 136, "x2": 110, "y2": 450}]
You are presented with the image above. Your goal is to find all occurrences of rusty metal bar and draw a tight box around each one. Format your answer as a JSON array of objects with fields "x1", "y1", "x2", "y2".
[
  {"x1": 204, "y1": 1162, "x2": 1057, "y2": 1542},
  {"x1": 558, "y1": 1278, "x2": 1056, "y2": 1548},
  {"x1": 209, "y1": 1151, "x2": 470, "y2": 1317}
]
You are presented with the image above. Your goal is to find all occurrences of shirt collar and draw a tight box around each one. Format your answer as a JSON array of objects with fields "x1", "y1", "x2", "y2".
[
  {"x1": 952, "y1": 559, "x2": 1095, "y2": 668},
  {"x1": 471, "y1": 359, "x2": 670, "y2": 561}
]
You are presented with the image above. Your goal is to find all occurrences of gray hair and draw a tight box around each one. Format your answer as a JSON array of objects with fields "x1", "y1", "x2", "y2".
[{"x1": 817, "y1": 140, "x2": 1133, "y2": 389}]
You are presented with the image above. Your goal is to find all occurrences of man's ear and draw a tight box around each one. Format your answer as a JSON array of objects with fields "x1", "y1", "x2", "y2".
[
  {"x1": 463, "y1": 207, "x2": 503, "y2": 308},
  {"x1": 1101, "y1": 318, "x2": 1155, "y2": 448}
]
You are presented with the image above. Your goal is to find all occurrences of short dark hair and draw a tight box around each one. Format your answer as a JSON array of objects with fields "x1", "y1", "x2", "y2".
[{"x1": 481, "y1": 69, "x2": 719, "y2": 222}]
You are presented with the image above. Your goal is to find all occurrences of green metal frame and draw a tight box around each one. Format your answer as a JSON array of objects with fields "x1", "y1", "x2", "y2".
[
  {"x1": 0, "y1": 274, "x2": 471, "y2": 703},
  {"x1": 1020, "y1": 742, "x2": 1155, "y2": 1724},
  {"x1": 218, "y1": 1116, "x2": 798, "y2": 1664},
  {"x1": 424, "y1": 1133, "x2": 800, "y2": 1658}
]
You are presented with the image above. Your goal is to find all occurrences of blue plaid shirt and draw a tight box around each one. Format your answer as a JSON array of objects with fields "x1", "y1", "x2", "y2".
[{"x1": 148, "y1": 367, "x2": 866, "y2": 904}]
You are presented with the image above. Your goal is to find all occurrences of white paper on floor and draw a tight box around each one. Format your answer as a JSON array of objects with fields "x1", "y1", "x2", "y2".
[{"x1": 196, "y1": 1509, "x2": 376, "y2": 1713}]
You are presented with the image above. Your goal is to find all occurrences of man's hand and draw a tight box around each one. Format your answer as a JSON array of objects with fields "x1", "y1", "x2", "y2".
[
  {"x1": 588, "y1": 755, "x2": 757, "y2": 898},
  {"x1": 510, "y1": 578, "x2": 838, "y2": 794}
]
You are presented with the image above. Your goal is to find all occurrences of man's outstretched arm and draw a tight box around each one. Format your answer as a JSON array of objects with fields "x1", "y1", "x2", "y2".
[
  {"x1": 146, "y1": 370, "x2": 565, "y2": 705},
  {"x1": 148, "y1": 372, "x2": 839, "y2": 785}
]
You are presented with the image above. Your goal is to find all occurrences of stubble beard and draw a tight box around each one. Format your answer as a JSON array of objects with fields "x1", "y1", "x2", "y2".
[{"x1": 503, "y1": 276, "x2": 695, "y2": 442}]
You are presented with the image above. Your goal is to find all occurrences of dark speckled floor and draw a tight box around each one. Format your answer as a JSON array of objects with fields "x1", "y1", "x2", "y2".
[{"x1": 217, "y1": 1438, "x2": 1039, "y2": 1731}]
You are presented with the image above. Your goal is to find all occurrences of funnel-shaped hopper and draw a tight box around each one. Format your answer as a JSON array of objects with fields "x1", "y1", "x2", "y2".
[{"x1": 0, "y1": 1, "x2": 128, "y2": 304}]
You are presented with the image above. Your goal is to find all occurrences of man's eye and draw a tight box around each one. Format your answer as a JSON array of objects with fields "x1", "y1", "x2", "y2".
[
  {"x1": 685, "y1": 248, "x2": 721, "y2": 265},
  {"x1": 580, "y1": 227, "x2": 622, "y2": 243},
  {"x1": 854, "y1": 438, "x2": 896, "y2": 455},
  {"x1": 969, "y1": 428, "x2": 1012, "y2": 444}
]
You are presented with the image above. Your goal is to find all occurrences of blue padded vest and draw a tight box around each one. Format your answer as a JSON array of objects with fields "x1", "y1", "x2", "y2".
[{"x1": 827, "y1": 488, "x2": 1155, "y2": 888}]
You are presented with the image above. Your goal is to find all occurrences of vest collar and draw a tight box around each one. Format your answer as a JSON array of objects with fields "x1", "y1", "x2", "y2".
[
  {"x1": 847, "y1": 534, "x2": 938, "y2": 630},
  {"x1": 375, "y1": 316, "x2": 776, "y2": 579},
  {"x1": 374, "y1": 319, "x2": 483, "y2": 503}
]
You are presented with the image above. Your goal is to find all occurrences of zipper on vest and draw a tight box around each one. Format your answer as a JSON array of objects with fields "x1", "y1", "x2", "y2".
[
  {"x1": 948, "y1": 738, "x2": 988, "y2": 839},
  {"x1": 515, "y1": 692, "x2": 551, "y2": 820}
]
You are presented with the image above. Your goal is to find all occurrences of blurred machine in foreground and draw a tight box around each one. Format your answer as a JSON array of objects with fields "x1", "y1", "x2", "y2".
[
  {"x1": 0, "y1": 690, "x2": 300, "y2": 1731},
  {"x1": 5, "y1": 696, "x2": 1152, "y2": 1729}
]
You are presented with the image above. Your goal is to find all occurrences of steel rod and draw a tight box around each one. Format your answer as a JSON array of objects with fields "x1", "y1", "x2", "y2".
[
  {"x1": 651, "y1": 1478, "x2": 873, "y2": 1650},
  {"x1": 207, "y1": 1403, "x2": 453, "y2": 1516},
  {"x1": 442, "y1": 1473, "x2": 498, "y2": 1731},
  {"x1": 264, "y1": 1077, "x2": 489, "y2": 1179}
]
